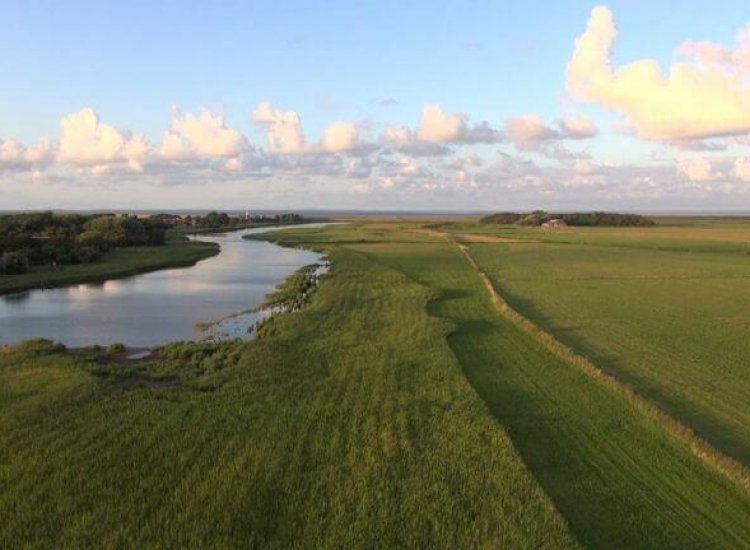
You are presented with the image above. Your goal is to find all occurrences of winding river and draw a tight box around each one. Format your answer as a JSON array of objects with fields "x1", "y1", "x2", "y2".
[{"x1": 0, "y1": 224, "x2": 327, "y2": 348}]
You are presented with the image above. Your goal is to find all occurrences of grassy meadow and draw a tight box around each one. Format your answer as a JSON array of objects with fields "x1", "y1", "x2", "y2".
[
  {"x1": 445, "y1": 221, "x2": 750, "y2": 468},
  {"x1": 0, "y1": 235, "x2": 574, "y2": 547},
  {"x1": 1, "y1": 220, "x2": 750, "y2": 546}
]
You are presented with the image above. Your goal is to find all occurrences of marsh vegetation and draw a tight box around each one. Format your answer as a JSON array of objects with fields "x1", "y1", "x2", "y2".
[{"x1": 2, "y1": 219, "x2": 750, "y2": 547}]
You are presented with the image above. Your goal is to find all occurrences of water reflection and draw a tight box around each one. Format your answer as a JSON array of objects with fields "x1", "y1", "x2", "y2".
[{"x1": 0, "y1": 224, "x2": 328, "y2": 347}]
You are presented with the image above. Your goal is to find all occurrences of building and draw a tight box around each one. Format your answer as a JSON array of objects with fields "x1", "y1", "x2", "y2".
[{"x1": 542, "y1": 219, "x2": 568, "y2": 229}]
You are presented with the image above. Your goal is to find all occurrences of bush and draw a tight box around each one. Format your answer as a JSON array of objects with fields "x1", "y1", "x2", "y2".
[
  {"x1": 480, "y1": 212, "x2": 524, "y2": 224},
  {"x1": 0, "y1": 251, "x2": 30, "y2": 274},
  {"x1": 107, "y1": 343, "x2": 126, "y2": 354},
  {"x1": 6, "y1": 338, "x2": 66, "y2": 355},
  {"x1": 517, "y1": 211, "x2": 551, "y2": 226}
]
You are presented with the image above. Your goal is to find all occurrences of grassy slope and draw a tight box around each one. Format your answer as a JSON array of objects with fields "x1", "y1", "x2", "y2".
[
  {"x1": 462, "y1": 225, "x2": 750, "y2": 468},
  {"x1": 354, "y1": 236, "x2": 750, "y2": 548},
  {"x1": 0, "y1": 240, "x2": 574, "y2": 547},
  {"x1": 0, "y1": 234, "x2": 219, "y2": 296}
]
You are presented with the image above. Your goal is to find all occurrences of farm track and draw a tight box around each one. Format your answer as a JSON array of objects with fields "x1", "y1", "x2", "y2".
[{"x1": 450, "y1": 237, "x2": 750, "y2": 494}]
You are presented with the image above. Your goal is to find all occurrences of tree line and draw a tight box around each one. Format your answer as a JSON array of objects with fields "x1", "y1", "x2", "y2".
[
  {"x1": 480, "y1": 210, "x2": 655, "y2": 227},
  {"x1": 0, "y1": 212, "x2": 167, "y2": 275},
  {"x1": 191, "y1": 211, "x2": 304, "y2": 229}
]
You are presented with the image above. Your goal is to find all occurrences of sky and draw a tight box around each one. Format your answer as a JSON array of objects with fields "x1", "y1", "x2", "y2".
[{"x1": 2, "y1": 0, "x2": 750, "y2": 211}]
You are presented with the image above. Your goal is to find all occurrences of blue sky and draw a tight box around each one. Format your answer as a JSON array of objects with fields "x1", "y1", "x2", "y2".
[{"x1": 2, "y1": 1, "x2": 750, "y2": 210}]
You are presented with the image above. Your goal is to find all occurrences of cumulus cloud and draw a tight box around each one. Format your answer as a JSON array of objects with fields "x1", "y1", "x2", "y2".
[
  {"x1": 505, "y1": 113, "x2": 598, "y2": 145},
  {"x1": 418, "y1": 105, "x2": 465, "y2": 142},
  {"x1": 0, "y1": 137, "x2": 54, "y2": 168},
  {"x1": 383, "y1": 125, "x2": 412, "y2": 148},
  {"x1": 676, "y1": 157, "x2": 721, "y2": 182},
  {"x1": 323, "y1": 122, "x2": 359, "y2": 152},
  {"x1": 160, "y1": 108, "x2": 247, "y2": 160},
  {"x1": 676, "y1": 25, "x2": 750, "y2": 73},
  {"x1": 734, "y1": 158, "x2": 750, "y2": 181},
  {"x1": 379, "y1": 104, "x2": 499, "y2": 157},
  {"x1": 674, "y1": 154, "x2": 750, "y2": 183},
  {"x1": 417, "y1": 105, "x2": 500, "y2": 143},
  {"x1": 251, "y1": 101, "x2": 305, "y2": 154},
  {"x1": 503, "y1": 114, "x2": 595, "y2": 163},
  {"x1": 381, "y1": 124, "x2": 452, "y2": 156},
  {"x1": 557, "y1": 114, "x2": 598, "y2": 139},
  {"x1": 567, "y1": 6, "x2": 750, "y2": 141},
  {"x1": 505, "y1": 114, "x2": 558, "y2": 142},
  {"x1": 57, "y1": 108, "x2": 150, "y2": 170}
]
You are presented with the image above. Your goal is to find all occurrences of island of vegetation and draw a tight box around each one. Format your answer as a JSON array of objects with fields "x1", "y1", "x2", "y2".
[
  {"x1": 480, "y1": 210, "x2": 656, "y2": 227},
  {"x1": 168, "y1": 211, "x2": 306, "y2": 233}
]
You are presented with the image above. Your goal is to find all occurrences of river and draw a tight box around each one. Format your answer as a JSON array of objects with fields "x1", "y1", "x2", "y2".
[{"x1": 0, "y1": 224, "x2": 327, "y2": 347}]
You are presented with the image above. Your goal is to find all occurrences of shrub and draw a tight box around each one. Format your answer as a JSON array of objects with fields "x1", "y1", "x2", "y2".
[
  {"x1": 6, "y1": 338, "x2": 66, "y2": 355},
  {"x1": 107, "y1": 342, "x2": 126, "y2": 354},
  {"x1": 0, "y1": 251, "x2": 30, "y2": 274}
]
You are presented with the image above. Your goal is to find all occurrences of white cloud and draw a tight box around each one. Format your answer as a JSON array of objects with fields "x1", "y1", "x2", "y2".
[
  {"x1": 567, "y1": 6, "x2": 750, "y2": 140},
  {"x1": 57, "y1": 108, "x2": 150, "y2": 170},
  {"x1": 505, "y1": 114, "x2": 598, "y2": 149},
  {"x1": 0, "y1": 137, "x2": 54, "y2": 168},
  {"x1": 417, "y1": 105, "x2": 500, "y2": 143},
  {"x1": 251, "y1": 101, "x2": 305, "y2": 154},
  {"x1": 505, "y1": 114, "x2": 558, "y2": 142},
  {"x1": 160, "y1": 108, "x2": 247, "y2": 160},
  {"x1": 676, "y1": 157, "x2": 721, "y2": 182},
  {"x1": 323, "y1": 122, "x2": 359, "y2": 152},
  {"x1": 557, "y1": 114, "x2": 598, "y2": 139},
  {"x1": 733, "y1": 158, "x2": 750, "y2": 181},
  {"x1": 383, "y1": 125, "x2": 412, "y2": 148},
  {"x1": 418, "y1": 105, "x2": 465, "y2": 142},
  {"x1": 676, "y1": 24, "x2": 750, "y2": 74},
  {"x1": 381, "y1": 124, "x2": 452, "y2": 156}
]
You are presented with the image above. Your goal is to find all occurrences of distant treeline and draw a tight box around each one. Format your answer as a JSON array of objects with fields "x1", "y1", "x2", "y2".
[
  {"x1": 0, "y1": 212, "x2": 167, "y2": 275},
  {"x1": 188, "y1": 211, "x2": 303, "y2": 229},
  {"x1": 480, "y1": 211, "x2": 655, "y2": 227}
]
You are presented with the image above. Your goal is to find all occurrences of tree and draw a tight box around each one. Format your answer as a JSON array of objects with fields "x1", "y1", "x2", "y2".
[{"x1": 0, "y1": 251, "x2": 30, "y2": 274}]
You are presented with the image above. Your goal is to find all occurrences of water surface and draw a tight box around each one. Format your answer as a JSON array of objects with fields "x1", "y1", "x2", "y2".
[{"x1": 0, "y1": 224, "x2": 326, "y2": 347}]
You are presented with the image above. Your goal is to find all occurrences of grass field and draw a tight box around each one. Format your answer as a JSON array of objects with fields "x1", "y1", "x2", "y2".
[
  {"x1": 0, "y1": 237, "x2": 575, "y2": 547},
  {"x1": 445, "y1": 221, "x2": 750, "y2": 469},
  {"x1": 0, "y1": 233, "x2": 219, "y2": 296},
  {"x1": 2, "y1": 221, "x2": 749, "y2": 547}
]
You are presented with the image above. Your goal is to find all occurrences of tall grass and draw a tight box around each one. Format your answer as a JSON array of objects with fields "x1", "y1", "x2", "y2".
[
  {"x1": 348, "y1": 230, "x2": 750, "y2": 548},
  {"x1": 466, "y1": 230, "x2": 750, "y2": 469},
  {"x1": 0, "y1": 239, "x2": 574, "y2": 547},
  {"x1": 456, "y1": 242, "x2": 750, "y2": 491}
]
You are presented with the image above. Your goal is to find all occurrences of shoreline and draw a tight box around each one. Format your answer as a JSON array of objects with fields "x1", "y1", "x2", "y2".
[
  {"x1": 0, "y1": 221, "x2": 323, "y2": 298},
  {"x1": 0, "y1": 237, "x2": 220, "y2": 297}
]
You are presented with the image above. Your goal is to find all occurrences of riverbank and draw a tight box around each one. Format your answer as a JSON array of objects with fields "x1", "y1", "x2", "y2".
[
  {"x1": 170, "y1": 219, "x2": 323, "y2": 236},
  {"x1": 0, "y1": 234, "x2": 219, "y2": 297}
]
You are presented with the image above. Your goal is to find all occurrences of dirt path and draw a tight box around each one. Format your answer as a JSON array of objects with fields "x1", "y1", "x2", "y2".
[{"x1": 453, "y1": 233, "x2": 538, "y2": 244}]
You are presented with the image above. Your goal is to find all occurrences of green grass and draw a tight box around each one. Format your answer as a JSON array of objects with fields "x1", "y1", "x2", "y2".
[
  {"x1": 464, "y1": 227, "x2": 750, "y2": 469},
  {"x1": 0, "y1": 237, "x2": 574, "y2": 547},
  {"x1": 2, "y1": 221, "x2": 750, "y2": 547},
  {"x1": 0, "y1": 233, "x2": 219, "y2": 296},
  {"x1": 350, "y1": 235, "x2": 750, "y2": 549},
  {"x1": 439, "y1": 220, "x2": 750, "y2": 255}
]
